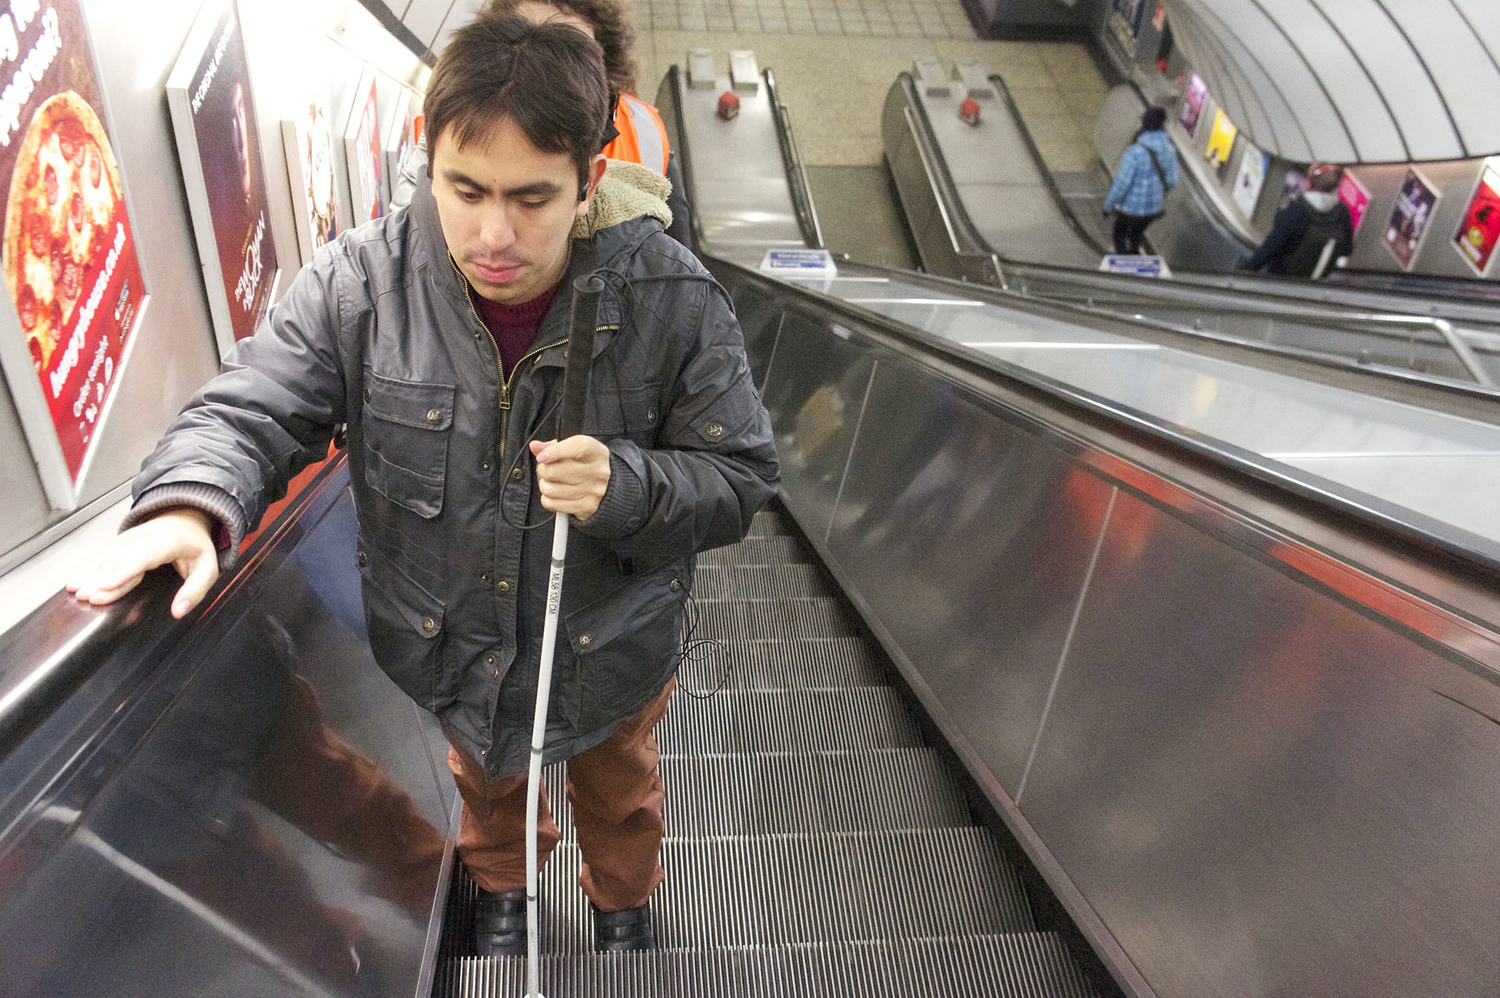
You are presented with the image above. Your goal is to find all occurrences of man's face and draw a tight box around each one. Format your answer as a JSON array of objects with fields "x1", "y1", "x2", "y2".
[{"x1": 431, "y1": 117, "x2": 603, "y2": 305}]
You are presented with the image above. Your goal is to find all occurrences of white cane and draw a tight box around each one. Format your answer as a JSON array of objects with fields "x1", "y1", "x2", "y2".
[{"x1": 523, "y1": 273, "x2": 603, "y2": 998}]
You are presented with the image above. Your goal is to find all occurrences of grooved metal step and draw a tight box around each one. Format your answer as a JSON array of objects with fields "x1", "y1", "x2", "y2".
[
  {"x1": 697, "y1": 536, "x2": 808, "y2": 567},
  {"x1": 676, "y1": 636, "x2": 889, "y2": 691},
  {"x1": 435, "y1": 931, "x2": 1099, "y2": 998},
  {"x1": 691, "y1": 562, "x2": 833, "y2": 600},
  {"x1": 692, "y1": 597, "x2": 861, "y2": 641},
  {"x1": 442, "y1": 826, "x2": 1034, "y2": 956},
  {"x1": 430, "y1": 509, "x2": 1107, "y2": 997},
  {"x1": 658, "y1": 688, "x2": 923, "y2": 755}
]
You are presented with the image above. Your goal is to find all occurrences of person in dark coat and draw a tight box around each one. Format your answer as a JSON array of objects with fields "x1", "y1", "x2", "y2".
[
  {"x1": 69, "y1": 13, "x2": 778, "y2": 958},
  {"x1": 1244, "y1": 162, "x2": 1354, "y2": 277}
]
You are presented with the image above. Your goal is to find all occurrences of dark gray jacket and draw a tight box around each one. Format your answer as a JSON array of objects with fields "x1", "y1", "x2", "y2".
[{"x1": 128, "y1": 172, "x2": 778, "y2": 778}]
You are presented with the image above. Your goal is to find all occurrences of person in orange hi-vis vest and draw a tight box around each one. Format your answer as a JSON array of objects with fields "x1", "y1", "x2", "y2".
[{"x1": 390, "y1": 0, "x2": 693, "y2": 247}]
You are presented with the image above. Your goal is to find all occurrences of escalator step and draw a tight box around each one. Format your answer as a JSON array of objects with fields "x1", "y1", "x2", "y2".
[
  {"x1": 697, "y1": 536, "x2": 809, "y2": 567},
  {"x1": 676, "y1": 636, "x2": 888, "y2": 691},
  {"x1": 692, "y1": 597, "x2": 861, "y2": 641},
  {"x1": 745, "y1": 510, "x2": 798, "y2": 538},
  {"x1": 691, "y1": 562, "x2": 832, "y2": 600},
  {"x1": 528, "y1": 750, "x2": 969, "y2": 841},
  {"x1": 657, "y1": 750, "x2": 970, "y2": 836},
  {"x1": 659, "y1": 688, "x2": 922, "y2": 755},
  {"x1": 435, "y1": 932, "x2": 1102, "y2": 998},
  {"x1": 439, "y1": 826, "x2": 1035, "y2": 959}
]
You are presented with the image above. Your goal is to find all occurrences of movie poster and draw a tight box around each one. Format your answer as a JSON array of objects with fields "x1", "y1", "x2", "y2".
[
  {"x1": 1382, "y1": 168, "x2": 1439, "y2": 271},
  {"x1": 1108, "y1": 0, "x2": 1145, "y2": 57},
  {"x1": 167, "y1": 0, "x2": 278, "y2": 353},
  {"x1": 1205, "y1": 108, "x2": 1237, "y2": 168},
  {"x1": 1181, "y1": 73, "x2": 1207, "y2": 135},
  {"x1": 0, "y1": 0, "x2": 146, "y2": 492},
  {"x1": 1452, "y1": 160, "x2": 1500, "y2": 276},
  {"x1": 1232, "y1": 141, "x2": 1267, "y2": 217},
  {"x1": 344, "y1": 68, "x2": 383, "y2": 224},
  {"x1": 1337, "y1": 171, "x2": 1370, "y2": 234},
  {"x1": 282, "y1": 94, "x2": 341, "y2": 266}
]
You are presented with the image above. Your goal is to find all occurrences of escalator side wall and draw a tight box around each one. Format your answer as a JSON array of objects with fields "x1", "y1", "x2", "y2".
[
  {"x1": 718, "y1": 263, "x2": 1500, "y2": 998},
  {"x1": 0, "y1": 466, "x2": 457, "y2": 998}
]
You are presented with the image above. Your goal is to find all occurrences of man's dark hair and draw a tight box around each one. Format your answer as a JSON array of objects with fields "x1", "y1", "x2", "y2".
[
  {"x1": 424, "y1": 15, "x2": 610, "y2": 188},
  {"x1": 1307, "y1": 162, "x2": 1344, "y2": 194},
  {"x1": 1141, "y1": 105, "x2": 1167, "y2": 132},
  {"x1": 483, "y1": 0, "x2": 637, "y2": 98}
]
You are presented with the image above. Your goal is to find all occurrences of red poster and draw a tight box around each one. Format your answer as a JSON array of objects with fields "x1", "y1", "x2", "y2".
[
  {"x1": 1337, "y1": 172, "x2": 1371, "y2": 234},
  {"x1": 0, "y1": 0, "x2": 145, "y2": 483},
  {"x1": 1452, "y1": 162, "x2": 1500, "y2": 276}
]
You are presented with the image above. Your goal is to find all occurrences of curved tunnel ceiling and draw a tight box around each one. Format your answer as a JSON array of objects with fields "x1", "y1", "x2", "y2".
[{"x1": 1166, "y1": 0, "x2": 1500, "y2": 165}]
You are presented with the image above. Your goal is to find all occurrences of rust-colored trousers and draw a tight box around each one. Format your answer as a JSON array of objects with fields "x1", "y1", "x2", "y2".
[{"x1": 446, "y1": 679, "x2": 673, "y2": 912}]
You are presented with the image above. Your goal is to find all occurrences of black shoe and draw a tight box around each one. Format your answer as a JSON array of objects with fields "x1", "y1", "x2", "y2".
[
  {"x1": 474, "y1": 888, "x2": 527, "y2": 958},
  {"x1": 591, "y1": 901, "x2": 654, "y2": 952}
]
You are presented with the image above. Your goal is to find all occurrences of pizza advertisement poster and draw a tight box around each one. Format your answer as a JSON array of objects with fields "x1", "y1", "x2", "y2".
[
  {"x1": 166, "y1": 0, "x2": 279, "y2": 355},
  {"x1": 1337, "y1": 171, "x2": 1371, "y2": 234},
  {"x1": 1232, "y1": 140, "x2": 1267, "y2": 218},
  {"x1": 0, "y1": 0, "x2": 146, "y2": 496},
  {"x1": 1382, "y1": 168, "x2": 1440, "y2": 271},
  {"x1": 1452, "y1": 160, "x2": 1500, "y2": 276},
  {"x1": 282, "y1": 92, "x2": 343, "y2": 267},
  {"x1": 1204, "y1": 108, "x2": 1237, "y2": 169},
  {"x1": 344, "y1": 68, "x2": 383, "y2": 224},
  {"x1": 1180, "y1": 73, "x2": 1208, "y2": 136}
]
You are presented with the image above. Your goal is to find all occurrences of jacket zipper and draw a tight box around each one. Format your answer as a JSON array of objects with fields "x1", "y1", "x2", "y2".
[{"x1": 453, "y1": 256, "x2": 568, "y2": 461}]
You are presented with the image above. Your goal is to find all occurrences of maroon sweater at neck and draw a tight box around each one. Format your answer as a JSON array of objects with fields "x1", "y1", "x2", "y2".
[{"x1": 471, "y1": 282, "x2": 560, "y2": 379}]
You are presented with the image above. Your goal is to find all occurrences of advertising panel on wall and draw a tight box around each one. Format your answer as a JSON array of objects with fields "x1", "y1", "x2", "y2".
[
  {"x1": 383, "y1": 87, "x2": 415, "y2": 199},
  {"x1": 282, "y1": 92, "x2": 343, "y2": 267},
  {"x1": 1205, "y1": 108, "x2": 1236, "y2": 169},
  {"x1": 1108, "y1": 0, "x2": 1145, "y2": 57},
  {"x1": 1180, "y1": 73, "x2": 1207, "y2": 136},
  {"x1": 166, "y1": 0, "x2": 279, "y2": 356},
  {"x1": 344, "y1": 67, "x2": 383, "y2": 224},
  {"x1": 1338, "y1": 171, "x2": 1371, "y2": 234},
  {"x1": 1452, "y1": 160, "x2": 1500, "y2": 277},
  {"x1": 0, "y1": 0, "x2": 147, "y2": 506},
  {"x1": 1382, "y1": 168, "x2": 1439, "y2": 271},
  {"x1": 1232, "y1": 141, "x2": 1267, "y2": 218}
]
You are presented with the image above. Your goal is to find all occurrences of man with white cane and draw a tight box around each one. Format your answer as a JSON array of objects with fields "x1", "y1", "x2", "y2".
[{"x1": 68, "y1": 10, "x2": 779, "y2": 971}]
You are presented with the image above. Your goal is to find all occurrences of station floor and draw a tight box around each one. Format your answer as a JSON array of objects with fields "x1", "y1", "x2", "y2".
[{"x1": 631, "y1": 0, "x2": 1113, "y2": 266}]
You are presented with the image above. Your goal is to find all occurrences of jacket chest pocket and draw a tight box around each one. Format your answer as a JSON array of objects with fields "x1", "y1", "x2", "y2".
[
  {"x1": 361, "y1": 370, "x2": 455, "y2": 518},
  {"x1": 589, "y1": 383, "x2": 660, "y2": 446}
]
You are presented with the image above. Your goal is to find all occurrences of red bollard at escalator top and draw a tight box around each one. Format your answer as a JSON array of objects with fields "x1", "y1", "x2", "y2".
[
  {"x1": 717, "y1": 90, "x2": 740, "y2": 121},
  {"x1": 958, "y1": 97, "x2": 981, "y2": 126}
]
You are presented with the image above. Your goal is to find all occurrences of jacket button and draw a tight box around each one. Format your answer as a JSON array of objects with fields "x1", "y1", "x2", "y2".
[
  {"x1": 647, "y1": 409, "x2": 657, "y2": 424},
  {"x1": 357, "y1": 551, "x2": 367, "y2": 567},
  {"x1": 363, "y1": 387, "x2": 371, "y2": 403},
  {"x1": 482, "y1": 461, "x2": 490, "y2": 471},
  {"x1": 669, "y1": 578, "x2": 681, "y2": 592},
  {"x1": 480, "y1": 572, "x2": 491, "y2": 583},
  {"x1": 426, "y1": 408, "x2": 442, "y2": 426},
  {"x1": 706, "y1": 422, "x2": 723, "y2": 438},
  {"x1": 511, "y1": 467, "x2": 524, "y2": 480},
  {"x1": 421, "y1": 617, "x2": 437, "y2": 633},
  {"x1": 578, "y1": 634, "x2": 592, "y2": 647},
  {"x1": 499, "y1": 581, "x2": 510, "y2": 592}
]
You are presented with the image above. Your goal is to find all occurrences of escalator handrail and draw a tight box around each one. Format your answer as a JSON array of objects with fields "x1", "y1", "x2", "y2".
[
  {"x1": 0, "y1": 454, "x2": 349, "y2": 764},
  {"x1": 712, "y1": 252, "x2": 1500, "y2": 576},
  {"x1": 1002, "y1": 270, "x2": 1499, "y2": 387},
  {"x1": 895, "y1": 71, "x2": 993, "y2": 260},
  {"x1": 657, "y1": 65, "x2": 706, "y2": 253},
  {"x1": 985, "y1": 71, "x2": 1109, "y2": 257},
  {"x1": 763, "y1": 67, "x2": 824, "y2": 250}
]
